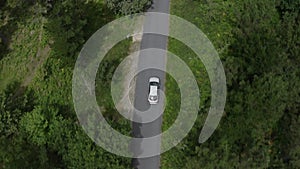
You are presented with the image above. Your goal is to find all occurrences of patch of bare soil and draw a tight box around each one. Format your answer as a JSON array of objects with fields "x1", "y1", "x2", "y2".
[
  {"x1": 14, "y1": 17, "x2": 50, "y2": 97},
  {"x1": 22, "y1": 17, "x2": 50, "y2": 87},
  {"x1": 115, "y1": 41, "x2": 141, "y2": 119}
]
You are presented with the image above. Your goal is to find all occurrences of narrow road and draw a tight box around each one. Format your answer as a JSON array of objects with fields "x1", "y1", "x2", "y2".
[{"x1": 131, "y1": 0, "x2": 170, "y2": 169}]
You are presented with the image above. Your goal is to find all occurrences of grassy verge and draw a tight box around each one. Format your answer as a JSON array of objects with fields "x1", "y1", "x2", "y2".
[
  {"x1": 162, "y1": 37, "x2": 211, "y2": 132},
  {"x1": 0, "y1": 4, "x2": 47, "y2": 90},
  {"x1": 161, "y1": 0, "x2": 235, "y2": 168},
  {"x1": 95, "y1": 39, "x2": 132, "y2": 136}
]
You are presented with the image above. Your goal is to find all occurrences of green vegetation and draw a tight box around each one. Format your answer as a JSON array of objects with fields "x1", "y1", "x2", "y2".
[
  {"x1": 162, "y1": 38, "x2": 211, "y2": 132},
  {"x1": 162, "y1": 0, "x2": 300, "y2": 168},
  {"x1": 106, "y1": 0, "x2": 152, "y2": 15},
  {"x1": 0, "y1": 0, "x2": 299, "y2": 168},
  {"x1": 0, "y1": 0, "x2": 133, "y2": 168},
  {"x1": 95, "y1": 39, "x2": 132, "y2": 135}
]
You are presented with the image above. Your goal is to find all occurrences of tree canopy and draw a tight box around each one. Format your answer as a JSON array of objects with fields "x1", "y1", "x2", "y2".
[{"x1": 106, "y1": 0, "x2": 152, "y2": 15}]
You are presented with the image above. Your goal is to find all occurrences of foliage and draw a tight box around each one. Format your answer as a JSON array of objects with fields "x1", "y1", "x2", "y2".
[
  {"x1": 106, "y1": 0, "x2": 152, "y2": 15},
  {"x1": 95, "y1": 39, "x2": 132, "y2": 135},
  {"x1": 0, "y1": 1, "x2": 45, "y2": 90},
  {"x1": 0, "y1": 81, "x2": 35, "y2": 137},
  {"x1": 0, "y1": 0, "x2": 299, "y2": 168},
  {"x1": 162, "y1": 0, "x2": 300, "y2": 168},
  {"x1": 0, "y1": 0, "x2": 132, "y2": 168}
]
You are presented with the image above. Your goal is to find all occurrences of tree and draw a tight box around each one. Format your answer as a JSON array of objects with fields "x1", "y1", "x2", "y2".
[
  {"x1": 0, "y1": 81, "x2": 35, "y2": 137},
  {"x1": 106, "y1": 0, "x2": 152, "y2": 15}
]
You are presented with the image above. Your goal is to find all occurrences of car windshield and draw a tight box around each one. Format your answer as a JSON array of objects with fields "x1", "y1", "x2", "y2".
[{"x1": 150, "y1": 82, "x2": 159, "y2": 86}]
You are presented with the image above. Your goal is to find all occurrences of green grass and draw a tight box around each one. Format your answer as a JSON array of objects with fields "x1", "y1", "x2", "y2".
[
  {"x1": 162, "y1": 73, "x2": 180, "y2": 132},
  {"x1": 0, "y1": 10, "x2": 46, "y2": 90},
  {"x1": 161, "y1": 0, "x2": 235, "y2": 168},
  {"x1": 95, "y1": 39, "x2": 132, "y2": 136},
  {"x1": 162, "y1": 37, "x2": 211, "y2": 131},
  {"x1": 161, "y1": 38, "x2": 211, "y2": 169}
]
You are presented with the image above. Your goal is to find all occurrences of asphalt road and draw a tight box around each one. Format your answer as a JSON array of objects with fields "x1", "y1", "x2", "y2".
[{"x1": 131, "y1": 0, "x2": 170, "y2": 169}]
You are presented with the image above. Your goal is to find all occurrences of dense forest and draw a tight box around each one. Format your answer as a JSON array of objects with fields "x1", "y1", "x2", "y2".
[
  {"x1": 162, "y1": 0, "x2": 300, "y2": 168},
  {"x1": 0, "y1": 0, "x2": 299, "y2": 168}
]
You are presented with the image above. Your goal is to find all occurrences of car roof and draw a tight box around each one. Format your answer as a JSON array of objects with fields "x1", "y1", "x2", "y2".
[{"x1": 149, "y1": 85, "x2": 158, "y2": 95}]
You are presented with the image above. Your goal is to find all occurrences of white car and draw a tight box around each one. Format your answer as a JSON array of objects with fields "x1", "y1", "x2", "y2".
[{"x1": 148, "y1": 77, "x2": 160, "y2": 104}]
